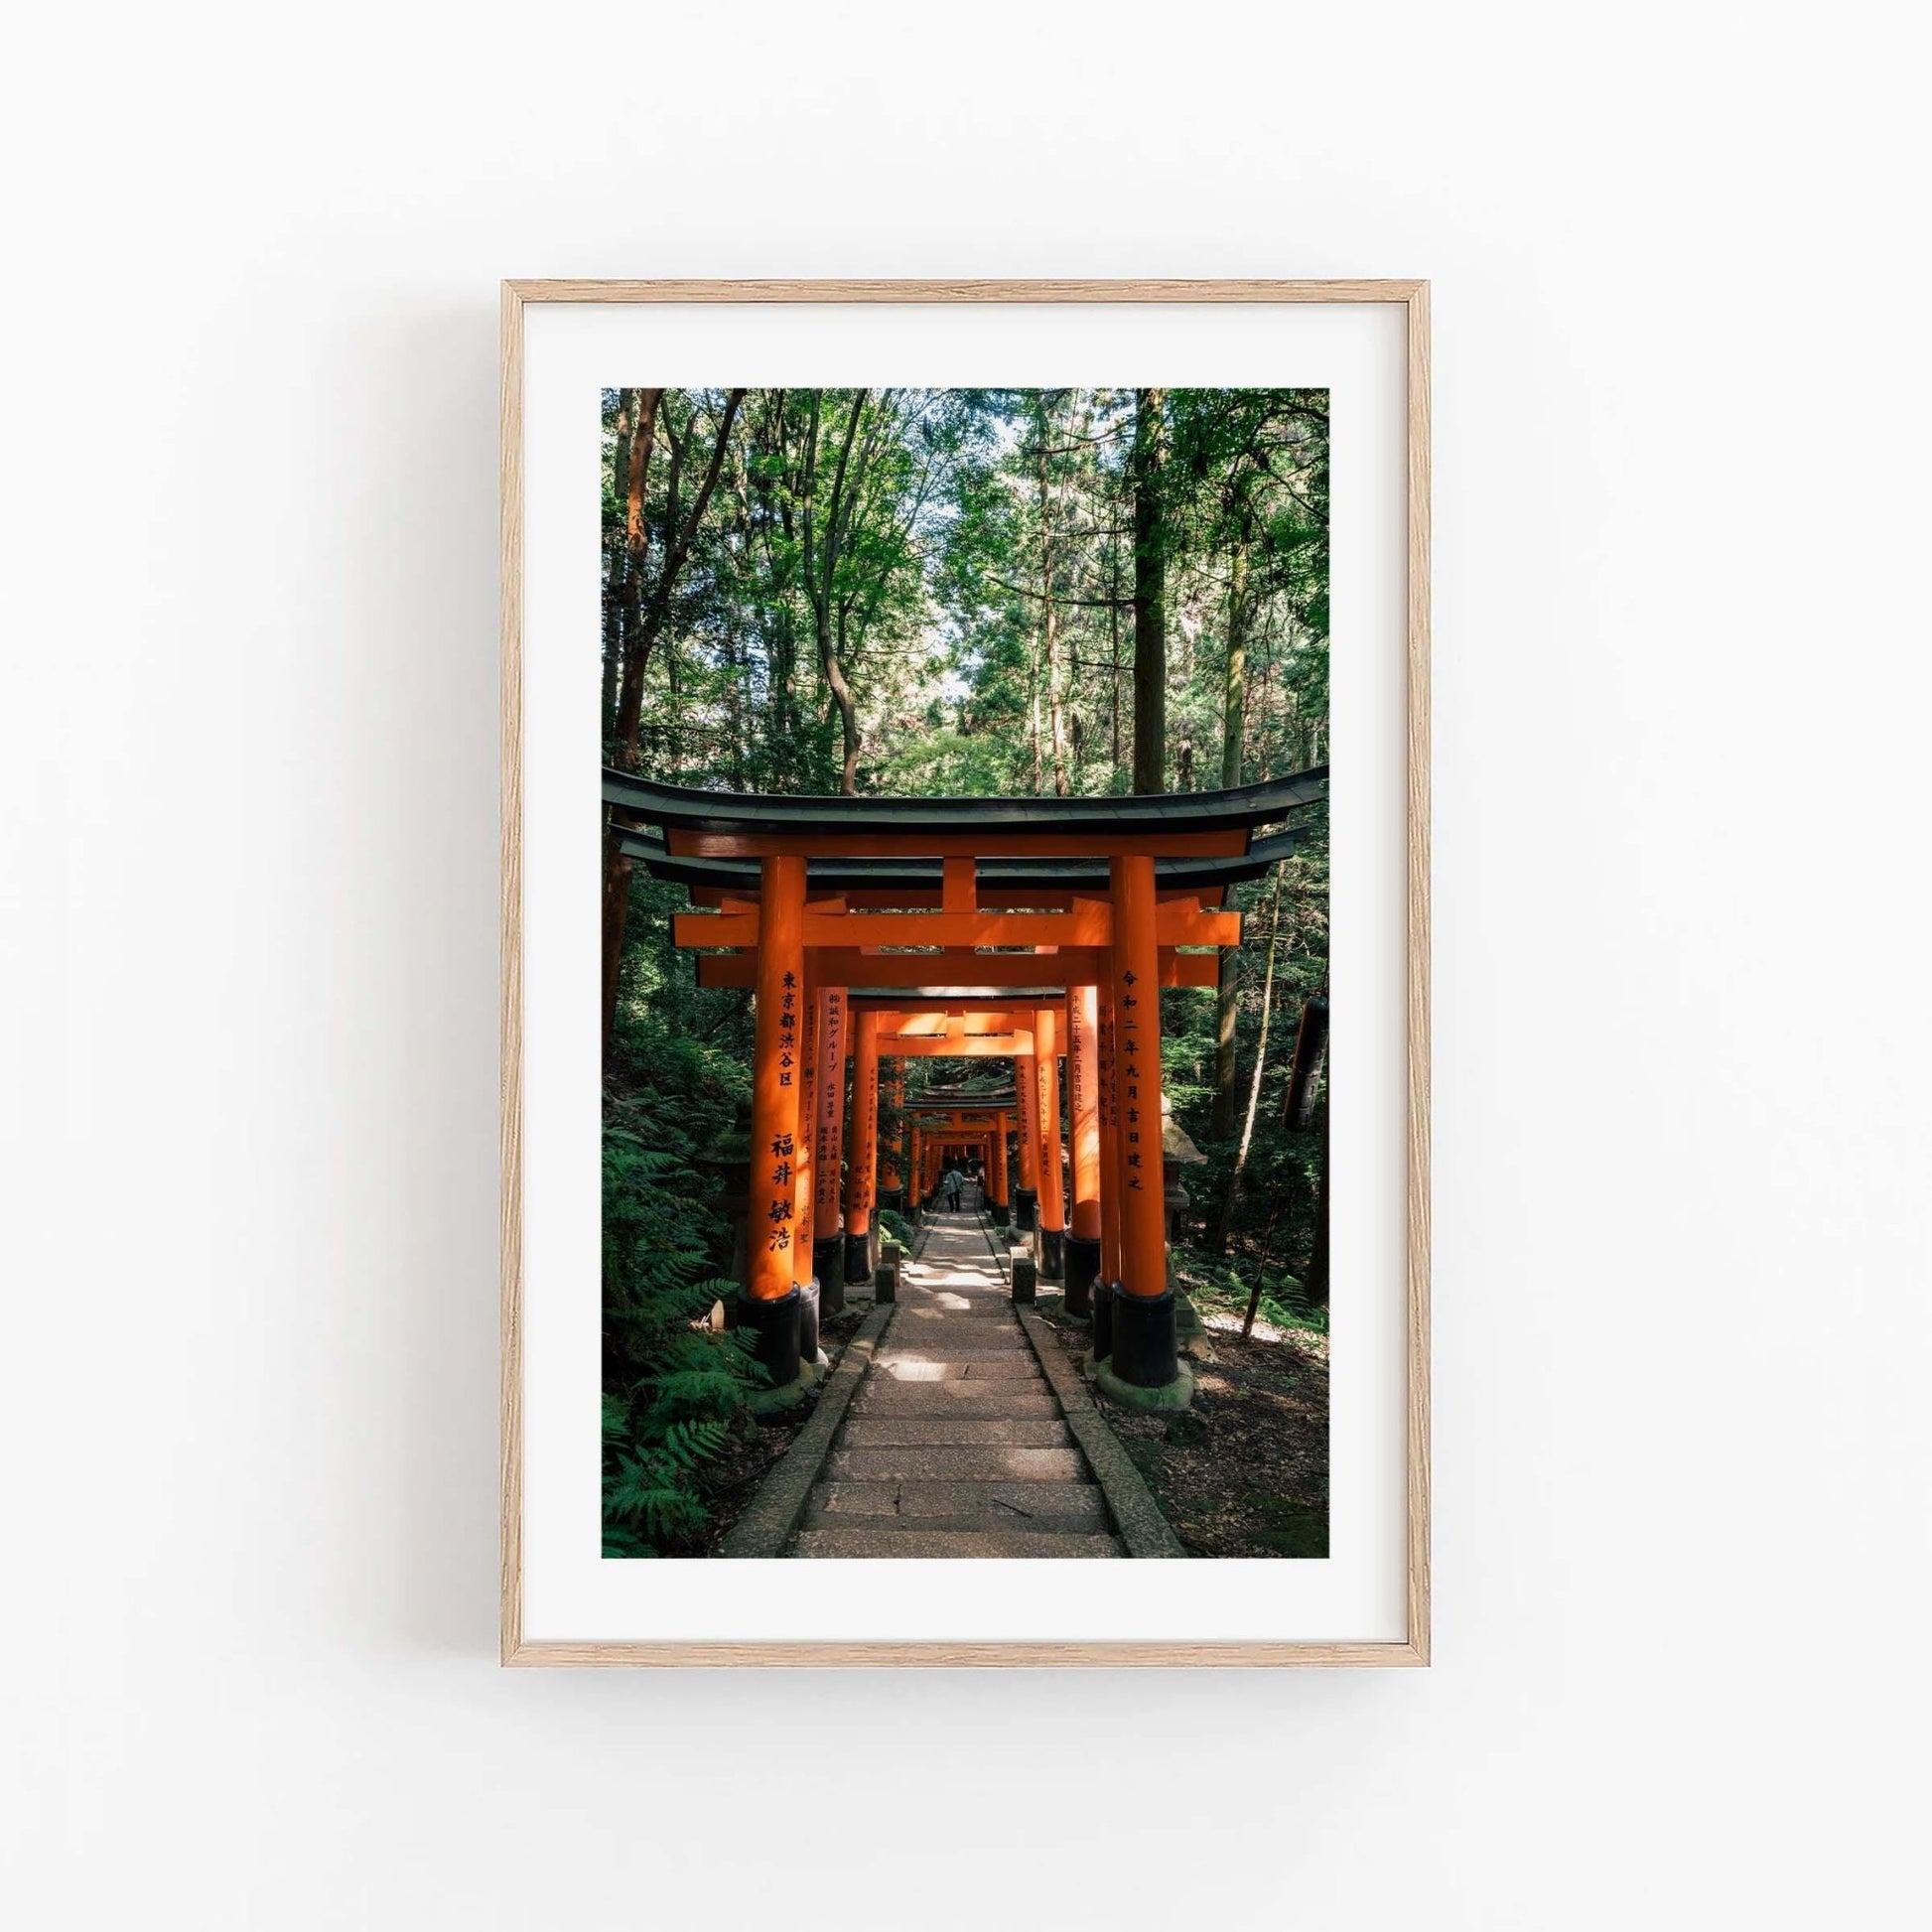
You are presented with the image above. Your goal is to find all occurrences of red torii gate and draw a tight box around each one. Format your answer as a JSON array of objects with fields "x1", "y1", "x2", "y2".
[{"x1": 608, "y1": 768, "x2": 1324, "y2": 1406}]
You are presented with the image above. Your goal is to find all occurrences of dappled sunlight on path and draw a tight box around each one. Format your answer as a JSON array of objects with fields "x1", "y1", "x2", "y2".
[{"x1": 785, "y1": 1210, "x2": 1121, "y2": 1558}]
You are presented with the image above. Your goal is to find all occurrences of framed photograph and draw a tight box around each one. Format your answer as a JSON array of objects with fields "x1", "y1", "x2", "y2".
[{"x1": 501, "y1": 280, "x2": 1430, "y2": 1665}]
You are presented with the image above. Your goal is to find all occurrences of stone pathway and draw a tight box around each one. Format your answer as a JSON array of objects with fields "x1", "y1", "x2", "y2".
[{"x1": 787, "y1": 1208, "x2": 1122, "y2": 1558}]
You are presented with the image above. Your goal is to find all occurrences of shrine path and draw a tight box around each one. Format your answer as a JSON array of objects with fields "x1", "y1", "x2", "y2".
[{"x1": 787, "y1": 1199, "x2": 1122, "y2": 1557}]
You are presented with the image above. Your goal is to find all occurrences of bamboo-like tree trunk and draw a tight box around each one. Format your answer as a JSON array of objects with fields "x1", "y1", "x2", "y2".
[
  {"x1": 1130, "y1": 386, "x2": 1168, "y2": 794},
  {"x1": 1211, "y1": 527, "x2": 1253, "y2": 1138},
  {"x1": 602, "y1": 390, "x2": 635, "y2": 738},
  {"x1": 1108, "y1": 542, "x2": 1123, "y2": 784},
  {"x1": 803, "y1": 390, "x2": 869, "y2": 795},
  {"x1": 1037, "y1": 395, "x2": 1068, "y2": 796},
  {"x1": 1214, "y1": 867, "x2": 1285, "y2": 1254}
]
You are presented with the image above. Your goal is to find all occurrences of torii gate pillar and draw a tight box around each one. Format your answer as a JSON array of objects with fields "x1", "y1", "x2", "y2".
[
  {"x1": 1035, "y1": 1005, "x2": 1067, "y2": 1283},
  {"x1": 1013, "y1": 1040, "x2": 1040, "y2": 1234},
  {"x1": 1103, "y1": 854, "x2": 1185, "y2": 1403},
  {"x1": 810, "y1": 986, "x2": 849, "y2": 1315},
  {"x1": 1064, "y1": 985, "x2": 1102, "y2": 1318},
  {"x1": 879, "y1": 1063, "x2": 904, "y2": 1211},
  {"x1": 844, "y1": 1011, "x2": 881, "y2": 1286},
  {"x1": 740, "y1": 855, "x2": 805, "y2": 1390}
]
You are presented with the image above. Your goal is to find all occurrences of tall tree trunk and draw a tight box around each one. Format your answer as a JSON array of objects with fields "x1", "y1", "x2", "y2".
[
  {"x1": 1214, "y1": 867, "x2": 1285, "y2": 1253},
  {"x1": 1210, "y1": 527, "x2": 1253, "y2": 1138},
  {"x1": 614, "y1": 387, "x2": 742, "y2": 766},
  {"x1": 828, "y1": 608, "x2": 863, "y2": 794},
  {"x1": 602, "y1": 387, "x2": 743, "y2": 1057},
  {"x1": 803, "y1": 390, "x2": 868, "y2": 795},
  {"x1": 1130, "y1": 386, "x2": 1168, "y2": 793},
  {"x1": 1220, "y1": 527, "x2": 1251, "y2": 790},
  {"x1": 1108, "y1": 541, "x2": 1123, "y2": 785},
  {"x1": 1036, "y1": 395, "x2": 1068, "y2": 796},
  {"x1": 602, "y1": 390, "x2": 636, "y2": 740},
  {"x1": 1030, "y1": 646, "x2": 1042, "y2": 793},
  {"x1": 613, "y1": 387, "x2": 662, "y2": 746}
]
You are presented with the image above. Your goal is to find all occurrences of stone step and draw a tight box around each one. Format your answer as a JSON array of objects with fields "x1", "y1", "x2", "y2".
[
  {"x1": 849, "y1": 1384, "x2": 1061, "y2": 1418},
  {"x1": 873, "y1": 1357, "x2": 1043, "y2": 1382},
  {"x1": 878, "y1": 1347, "x2": 1032, "y2": 1365},
  {"x1": 826, "y1": 1445, "x2": 1086, "y2": 1483},
  {"x1": 891, "y1": 1305, "x2": 1015, "y2": 1322},
  {"x1": 839, "y1": 1417, "x2": 1072, "y2": 1449},
  {"x1": 878, "y1": 1326, "x2": 1030, "y2": 1350},
  {"x1": 791, "y1": 1527, "x2": 1122, "y2": 1559},
  {"x1": 807, "y1": 1479, "x2": 1109, "y2": 1531}
]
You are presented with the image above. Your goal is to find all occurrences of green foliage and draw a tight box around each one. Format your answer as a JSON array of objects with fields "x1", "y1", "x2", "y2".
[
  {"x1": 601, "y1": 1111, "x2": 766, "y2": 1557},
  {"x1": 600, "y1": 385, "x2": 1326, "y2": 802},
  {"x1": 1173, "y1": 1245, "x2": 1330, "y2": 1337}
]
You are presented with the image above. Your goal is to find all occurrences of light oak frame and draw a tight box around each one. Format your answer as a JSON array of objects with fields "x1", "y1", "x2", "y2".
[{"x1": 501, "y1": 279, "x2": 1431, "y2": 1667}]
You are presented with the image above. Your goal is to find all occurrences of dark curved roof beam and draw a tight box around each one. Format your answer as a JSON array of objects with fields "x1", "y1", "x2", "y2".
[
  {"x1": 604, "y1": 767, "x2": 1327, "y2": 839},
  {"x1": 618, "y1": 829, "x2": 1301, "y2": 898}
]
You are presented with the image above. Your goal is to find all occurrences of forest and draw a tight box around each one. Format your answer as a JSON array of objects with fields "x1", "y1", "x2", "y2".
[{"x1": 599, "y1": 385, "x2": 1331, "y2": 1556}]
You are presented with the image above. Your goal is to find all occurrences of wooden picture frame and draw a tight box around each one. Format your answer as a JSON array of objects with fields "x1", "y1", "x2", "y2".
[{"x1": 501, "y1": 280, "x2": 1430, "y2": 1666}]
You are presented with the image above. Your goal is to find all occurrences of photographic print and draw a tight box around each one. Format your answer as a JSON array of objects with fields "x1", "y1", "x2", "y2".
[{"x1": 599, "y1": 383, "x2": 1333, "y2": 1561}]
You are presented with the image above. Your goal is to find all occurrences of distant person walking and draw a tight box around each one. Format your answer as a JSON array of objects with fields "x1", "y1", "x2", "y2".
[{"x1": 943, "y1": 1165, "x2": 966, "y2": 1213}]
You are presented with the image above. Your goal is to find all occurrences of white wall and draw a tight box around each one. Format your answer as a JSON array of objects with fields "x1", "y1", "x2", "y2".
[{"x1": 4, "y1": 4, "x2": 1927, "y2": 1926}]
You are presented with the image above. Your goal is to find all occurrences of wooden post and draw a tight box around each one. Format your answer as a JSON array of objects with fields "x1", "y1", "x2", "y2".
[
  {"x1": 1109, "y1": 854, "x2": 1177, "y2": 1390},
  {"x1": 1013, "y1": 1033, "x2": 1040, "y2": 1233},
  {"x1": 1096, "y1": 981, "x2": 1122, "y2": 1359},
  {"x1": 794, "y1": 977, "x2": 815, "y2": 1263},
  {"x1": 1035, "y1": 1004, "x2": 1066, "y2": 1281},
  {"x1": 792, "y1": 975, "x2": 821, "y2": 1360},
  {"x1": 810, "y1": 985, "x2": 848, "y2": 1313},
  {"x1": 1064, "y1": 985, "x2": 1102, "y2": 1316},
  {"x1": 988, "y1": 1111, "x2": 1011, "y2": 1228},
  {"x1": 743, "y1": 856, "x2": 805, "y2": 1387},
  {"x1": 880, "y1": 1061, "x2": 904, "y2": 1209},
  {"x1": 844, "y1": 1010, "x2": 880, "y2": 1286}
]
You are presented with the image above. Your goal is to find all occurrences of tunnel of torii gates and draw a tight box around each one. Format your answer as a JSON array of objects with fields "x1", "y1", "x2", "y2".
[{"x1": 606, "y1": 766, "x2": 1325, "y2": 1405}]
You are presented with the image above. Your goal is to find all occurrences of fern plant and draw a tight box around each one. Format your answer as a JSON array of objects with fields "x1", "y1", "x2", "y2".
[{"x1": 602, "y1": 1125, "x2": 766, "y2": 1556}]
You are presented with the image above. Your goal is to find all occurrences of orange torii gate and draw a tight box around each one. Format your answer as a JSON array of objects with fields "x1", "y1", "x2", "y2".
[
  {"x1": 847, "y1": 1009, "x2": 1022, "y2": 1271},
  {"x1": 840, "y1": 1005, "x2": 1067, "y2": 1281},
  {"x1": 608, "y1": 768, "x2": 1325, "y2": 1406}
]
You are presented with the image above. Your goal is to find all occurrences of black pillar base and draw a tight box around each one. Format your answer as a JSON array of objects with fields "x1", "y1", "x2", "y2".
[
  {"x1": 734, "y1": 1286, "x2": 801, "y2": 1389},
  {"x1": 1036, "y1": 1225, "x2": 1065, "y2": 1283},
  {"x1": 844, "y1": 1229, "x2": 874, "y2": 1287},
  {"x1": 1063, "y1": 1234, "x2": 1100, "y2": 1318},
  {"x1": 879, "y1": 1186, "x2": 904, "y2": 1213},
  {"x1": 1092, "y1": 1279, "x2": 1115, "y2": 1361},
  {"x1": 1013, "y1": 1187, "x2": 1037, "y2": 1233},
  {"x1": 990, "y1": 1200, "x2": 1011, "y2": 1230},
  {"x1": 811, "y1": 1237, "x2": 845, "y2": 1316},
  {"x1": 1109, "y1": 1285, "x2": 1178, "y2": 1390}
]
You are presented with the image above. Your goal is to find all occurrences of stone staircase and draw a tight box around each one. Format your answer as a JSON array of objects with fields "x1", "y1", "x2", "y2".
[{"x1": 788, "y1": 1211, "x2": 1121, "y2": 1557}]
